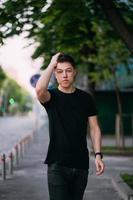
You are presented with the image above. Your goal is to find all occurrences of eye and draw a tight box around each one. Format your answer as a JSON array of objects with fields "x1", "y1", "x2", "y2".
[
  {"x1": 56, "y1": 70, "x2": 63, "y2": 74},
  {"x1": 66, "y1": 69, "x2": 73, "y2": 73}
]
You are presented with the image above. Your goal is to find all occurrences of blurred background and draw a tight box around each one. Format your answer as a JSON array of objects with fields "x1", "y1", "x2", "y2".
[
  {"x1": 0, "y1": 0, "x2": 133, "y2": 198},
  {"x1": 0, "y1": 0, "x2": 133, "y2": 147}
]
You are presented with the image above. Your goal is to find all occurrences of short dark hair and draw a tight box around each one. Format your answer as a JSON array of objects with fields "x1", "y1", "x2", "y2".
[{"x1": 57, "y1": 53, "x2": 76, "y2": 68}]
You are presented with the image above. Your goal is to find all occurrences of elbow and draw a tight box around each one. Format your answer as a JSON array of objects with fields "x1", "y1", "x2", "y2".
[
  {"x1": 35, "y1": 81, "x2": 43, "y2": 95},
  {"x1": 35, "y1": 85, "x2": 48, "y2": 103},
  {"x1": 35, "y1": 86, "x2": 43, "y2": 99},
  {"x1": 35, "y1": 85, "x2": 40, "y2": 96}
]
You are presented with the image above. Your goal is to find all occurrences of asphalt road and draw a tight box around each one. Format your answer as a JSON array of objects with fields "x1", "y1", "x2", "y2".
[{"x1": 0, "y1": 113, "x2": 36, "y2": 154}]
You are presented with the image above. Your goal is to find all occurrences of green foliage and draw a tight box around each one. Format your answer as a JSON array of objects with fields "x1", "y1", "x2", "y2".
[
  {"x1": 0, "y1": 67, "x2": 6, "y2": 88},
  {"x1": 88, "y1": 22, "x2": 131, "y2": 84},
  {"x1": 0, "y1": 0, "x2": 133, "y2": 86},
  {"x1": 102, "y1": 146, "x2": 133, "y2": 153},
  {"x1": 121, "y1": 174, "x2": 133, "y2": 189},
  {"x1": 1, "y1": 77, "x2": 32, "y2": 114},
  {"x1": 0, "y1": 0, "x2": 46, "y2": 39},
  {"x1": 32, "y1": 0, "x2": 94, "y2": 68}
]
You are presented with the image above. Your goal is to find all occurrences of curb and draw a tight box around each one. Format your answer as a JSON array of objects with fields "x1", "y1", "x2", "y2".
[
  {"x1": 0, "y1": 131, "x2": 35, "y2": 180},
  {"x1": 111, "y1": 175, "x2": 133, "y2": 200}
]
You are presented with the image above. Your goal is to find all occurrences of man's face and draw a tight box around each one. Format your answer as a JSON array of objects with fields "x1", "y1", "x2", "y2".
[{"x1": 54, "y1": 62, "x2": 77, "y2": 88}]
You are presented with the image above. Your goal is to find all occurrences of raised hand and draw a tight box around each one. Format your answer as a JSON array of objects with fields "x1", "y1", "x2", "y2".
[{"x1": 49, "y1": 52, "x2": 62, "y2": 69}]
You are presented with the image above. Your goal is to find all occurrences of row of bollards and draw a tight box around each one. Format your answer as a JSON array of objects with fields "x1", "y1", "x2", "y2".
[{"x1": 0, "y1": 131, "x2": 35, "y2": 180}]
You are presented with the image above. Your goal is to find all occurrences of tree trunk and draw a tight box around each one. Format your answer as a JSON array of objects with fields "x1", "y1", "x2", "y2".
[
  {"x1": 97, "y1": 0, "x2": 133, "y2": 54},
  {"x1": 112, "y1": 69, "x2": 125, "y2": 148}
]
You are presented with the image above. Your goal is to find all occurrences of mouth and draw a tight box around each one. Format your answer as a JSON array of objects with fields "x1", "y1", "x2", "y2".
[{"x1": 62, "y1": 80, "x2": 69, "y2": 82}]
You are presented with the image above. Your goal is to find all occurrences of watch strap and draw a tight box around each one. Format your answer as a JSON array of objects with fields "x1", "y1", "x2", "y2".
[{"x1": 95, "y1": 152, "x2": 103, "y2": 159}]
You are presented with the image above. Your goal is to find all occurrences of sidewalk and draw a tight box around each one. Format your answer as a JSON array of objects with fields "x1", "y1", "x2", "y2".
[
  {"x1": 102, "y1": 135, "x2": 133, "y2": 147},
  {"x1": 1, "y1": 121, "x2": 129, "y2": 200},
  {"x1": 0, "y1": 122, "x2": 49, "y2": 200}
]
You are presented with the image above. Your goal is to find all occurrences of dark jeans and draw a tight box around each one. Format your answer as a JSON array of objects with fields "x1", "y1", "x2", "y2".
[{"x1": 47, "y1": 163, "x2": 88, "y2": 200}]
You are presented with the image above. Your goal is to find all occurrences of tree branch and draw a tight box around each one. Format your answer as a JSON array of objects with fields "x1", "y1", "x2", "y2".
[{"x1": 97, "y1": 0, "x2": 133, "y2": 54}]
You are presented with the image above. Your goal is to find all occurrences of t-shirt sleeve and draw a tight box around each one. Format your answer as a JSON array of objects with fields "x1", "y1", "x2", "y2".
[
  {"x1": 40, "y1": 89, "x2": 54, "y2": 110},
  {"x1": 87, "y1": 93, "x2": 98, "y2": 117}
]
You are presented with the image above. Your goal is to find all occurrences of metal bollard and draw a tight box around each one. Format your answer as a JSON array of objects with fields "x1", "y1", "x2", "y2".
[
  {"x1": 23, "y1": 138, "x2": 27, "y2": 153},
  {"x1": 24, "y1": 135, "x2": 30, "y2": 151},
  {"x1": 18, "y1": 143, "x2": 22, "y2": 159},
  {"x1": 1, "y1": 154, "x2": 6, "y2": 180},
  {"x1": 8, "y1": 152, "x2": 13, "y2": 175},
  {"x1": 19, "y1": 141, "x2": 24, "y2": 158},
  {"x1": 22, "y1": 140, "x2": 25, "y2": 156},
  {"x1": 14, "y1": 145, "x2": 19, "y2": 166}
]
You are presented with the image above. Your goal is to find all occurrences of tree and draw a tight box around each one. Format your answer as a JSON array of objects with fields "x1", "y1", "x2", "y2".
[
  {"x1": 1, "y1": 77, "x2": 32, "y2": 114},
  {"x1": 88, "y1": 22, "x2": 131, "y2": 148},
  {"x1": 97, "y1": 0, "x2": 133, "y2": 54},
  {"x1": 0, "y1": 0, "x2": 133, "y2": 64},
  {"x1": 0, "y1": 66, "x2": 7, "y2": 115},
  {"x1": 0, "y1": 0, "x2": 133, "y2": 143},
  {"x1": 0, "y1": 66, "x2": 6, "y2": 88}
]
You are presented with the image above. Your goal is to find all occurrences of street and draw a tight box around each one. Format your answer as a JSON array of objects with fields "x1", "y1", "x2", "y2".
[
  {"x1": 0, "y1": 113, "x2": 37, "y2": 154},
  {"x1": 0, "y1": 111, "x2": 133, "y2": 199}
]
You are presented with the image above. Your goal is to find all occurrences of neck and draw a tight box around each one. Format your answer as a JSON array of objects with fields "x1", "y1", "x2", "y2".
[{"x1": 58, "y1": 85, "x2": 76, "y2": 93}]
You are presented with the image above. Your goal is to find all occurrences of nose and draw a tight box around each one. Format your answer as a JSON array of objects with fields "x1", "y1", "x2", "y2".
[{"x1": 62, "y1": 70, "x2": 67, "y2": 78}]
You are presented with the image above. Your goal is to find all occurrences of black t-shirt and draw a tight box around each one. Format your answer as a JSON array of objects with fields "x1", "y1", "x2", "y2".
[{"x1": 41, "y1": 87, "x2": 97, "y2": 170}]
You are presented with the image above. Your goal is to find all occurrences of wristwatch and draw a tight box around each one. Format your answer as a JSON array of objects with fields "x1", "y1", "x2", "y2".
[{"x1": 95, "y1": 152, "x2": 103, "y2": 159}]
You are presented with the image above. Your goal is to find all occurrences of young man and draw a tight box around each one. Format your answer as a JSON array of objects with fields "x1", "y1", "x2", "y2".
[{"x1": 35, "y1": 52, "x2": 105, "y2": 200}]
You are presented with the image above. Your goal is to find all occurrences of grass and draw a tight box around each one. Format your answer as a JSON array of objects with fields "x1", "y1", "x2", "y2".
[
  {"x1": 121, "y1": 174, "x2": 133, "y2": 189},
  {"x1": 102, "y1": 146, "x2": 133, "y2": 155}
]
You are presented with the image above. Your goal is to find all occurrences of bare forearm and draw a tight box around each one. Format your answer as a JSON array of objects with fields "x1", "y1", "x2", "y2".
[
  {"x1": 35, "y1": 52, "x2": 61, "y2": 102},
  {"x1": 90, "y1": 125, "x2": 102, "y2": 153},
  {"x1": 88, "y1": 116, "x2": 105, "y2": 175},
  {"x1": 36, "y1": 64, "x2": 54, "y2": 93}
]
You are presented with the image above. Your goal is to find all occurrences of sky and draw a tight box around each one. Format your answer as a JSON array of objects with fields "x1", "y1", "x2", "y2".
[{"x1": 0, "y1": 34, "x2": 43, "y2": 96}]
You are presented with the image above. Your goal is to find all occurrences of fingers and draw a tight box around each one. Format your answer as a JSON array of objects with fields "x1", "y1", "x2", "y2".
[
  {"x1": 95, "y1": 159, "x2": 105, "y2": 176},
  {"x1": 53, "y1": 52, "x2": 63, "y2": 59},
  {"x1": 52, "y1": 52, "x2": 60, "y2": 61},
  {"x1": 49, "y1": 52, "x2": 61, "y2": 68},
  {"x1": 54, "y1": 52, "x2": 62, "y2": 57},
  {"x1": 49, "y1": 52, "x2": 64, "y2": 69}
]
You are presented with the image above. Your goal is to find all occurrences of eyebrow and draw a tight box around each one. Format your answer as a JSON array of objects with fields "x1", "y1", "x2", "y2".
[{"x1": 56, "y1": 67, "x2": 73, "y2": 71}]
